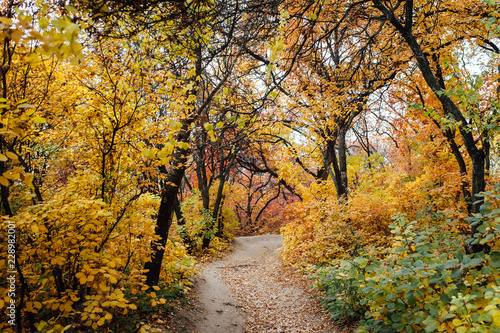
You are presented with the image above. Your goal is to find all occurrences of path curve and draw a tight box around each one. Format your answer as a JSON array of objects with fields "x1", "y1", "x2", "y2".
[{"x1": 170, "y1": 235, "x2": 336, "y2": 333}]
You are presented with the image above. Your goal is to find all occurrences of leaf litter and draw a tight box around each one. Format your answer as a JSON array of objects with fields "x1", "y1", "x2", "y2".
[{"x1": 167, "y1": 235, "x2": 343, "y2": 333}]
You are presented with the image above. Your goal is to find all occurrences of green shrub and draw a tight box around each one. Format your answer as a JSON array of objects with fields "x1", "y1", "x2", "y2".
[
  {"x1": 316, "y1": 183, "x2": 500, "y2": 332},
  {"x1": 315, "y1": 258, "x2": 369, "y2": 325}
]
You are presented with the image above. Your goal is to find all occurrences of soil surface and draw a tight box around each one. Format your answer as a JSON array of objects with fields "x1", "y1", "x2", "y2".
[{"x1": 169, "y1": 234, "x2": 338, "y2": 333}]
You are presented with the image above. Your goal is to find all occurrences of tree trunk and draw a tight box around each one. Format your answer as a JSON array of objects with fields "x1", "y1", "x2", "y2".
[
  {"x1": 0, "y1": 161, "x2": 12, "y2": 216},
  {"x1": 442, "y1": 130, "x2": 472, "y2": 213},
  {"x1": 144, "y1": 117, "x2": 194, "y2": 287},
  {"x1": 338, "y1": 126, "x2": 349, "y2": 200}
]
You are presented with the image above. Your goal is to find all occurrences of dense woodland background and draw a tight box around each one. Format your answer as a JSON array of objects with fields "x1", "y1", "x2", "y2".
[{"x1": 1, "y1": 0, "x2": 500, "y2": 332}]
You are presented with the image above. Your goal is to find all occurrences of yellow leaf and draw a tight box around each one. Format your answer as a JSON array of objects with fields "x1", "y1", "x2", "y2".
[
  {"x1": 31, "y1": 116, "x2": 46, "y2": 124},
  {"x1": 97, "y1": 317, "x2": 106, "y2": 326},
  {"x1": 61, "y1": 325, "x2": 72, "y2": 332},
  {"x1": 129, "y1": 304, "x2": 137, "y2": 310},
  {"x1": 65, "y1": 5, "x2": 78, "y2": 14},
  {"x1": 31, "y1": 224, "x2": 39, "y2": 233},
  {"x1": 149, "y1": 292, "x2": 156, "y2": 298},
  {"x1": 152, "y1": 286, "x2": 160, "y2": 291},
  {"x1": 0, "y1": 154, "x2": 7, "y2": 162},
  {"x1": 64, "y1": 303, "x2": 72, "y2": 313},
  {"x1": 37, "y1": 322, "x2": 48, "y2": 331},
  {"x1": 170, "y1": 121, "x2": 182, "y2": 130},
  {"x1": 18, "y1": 103, "x2": 36, "y2": 109},
  {"x1": 208, "y1": 130, "x2": 216, "y2": 142},
  {"x1": 4, "y1": 172, "x2": 19, "y2": 180},
  {"x1": 5, "y1": 152, "x2": 17, "y2": 160},
  {"x1": 39, "y1": 17, "x2": 49, "y2": 29},
  {"x1": 492, "y1": 310, "x2": 500, "y2": 326},
  {"x1": 10, "y1": 29, "x2": 23, "y2": 43},
  {"x1": 26, "y1": 52, "x2": 40, "y2": 64},
  {"x1": 0, "y1": 176, "x2": 10, "y2": 187},
  {"x1": 24, "y1": 173, "x2": 34, "y2": 190}
]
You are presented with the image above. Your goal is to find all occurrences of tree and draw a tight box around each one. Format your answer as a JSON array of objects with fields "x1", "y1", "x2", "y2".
[
  {"x1": 367, "y1": 0, "x2": 495, "y2": 217},
  {"x1": 274, "y1": 0, "x2": 398, "y2": 200}
]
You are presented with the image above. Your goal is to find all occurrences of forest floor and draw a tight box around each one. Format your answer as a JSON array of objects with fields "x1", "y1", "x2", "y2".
[{"x1": 163, "y1": 234, "x2": 341, "y2": 333}]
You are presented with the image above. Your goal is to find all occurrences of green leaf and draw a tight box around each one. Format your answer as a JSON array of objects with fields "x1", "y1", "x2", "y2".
[
  {"x1": 450, "y1": 269, "x2": 462, "y2": 279},
  {"x1": 490, "y1": 251, "x2": 500, "y2": 268},
  {"x1": 469, "y1": 269, "x2": 482, "y2": 278},
  {"x1": 478, "y1": 313, "x2": 492, "y2": 322},
  {"x1": 462, "y1": 258, "x2": 482, "y2": 268},
  {"x1": 443, "y1": 259, "x2": 460, "y2": 269},
  {"x1": 391, "y1": 313, "x2": 402, "y2": 322},
  {"x1": 439, "y1": 292, "x2": 451, "y2": 303},
  {"x1": 386, "y1": 293, "x2": 397, "y2": 300},
  {"x1": 424, "y1": 318, "x2": 437, "y2": 332}
]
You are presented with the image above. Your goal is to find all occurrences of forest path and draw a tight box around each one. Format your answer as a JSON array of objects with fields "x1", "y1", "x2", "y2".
[{"x1": 168, "y1": 234, "x2": 336, "y2": 333}]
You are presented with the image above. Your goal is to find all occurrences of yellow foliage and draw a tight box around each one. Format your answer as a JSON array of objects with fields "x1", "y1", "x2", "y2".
[
  {"x1": 281, "y1": 182, "x2": 395, "y2": 267},
  {"x1": 0, "y1": 184, "x2": 195, "y2": 331},
  {"x1": 281, "y1": 152, "x2": 471, "y2": 267}
]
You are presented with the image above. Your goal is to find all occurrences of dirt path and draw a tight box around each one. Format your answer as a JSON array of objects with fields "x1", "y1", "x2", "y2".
[{"x1": 170, "y1": 235, "x2": 336, "y2": 333}]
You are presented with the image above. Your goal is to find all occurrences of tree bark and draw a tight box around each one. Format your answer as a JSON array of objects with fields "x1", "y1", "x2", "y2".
[
  {"x1": 0, "y1": 161, "x2": 12, "y2": 216},
  {"x1": 145, "y1": 117, "x2": 193, "y2": 286}
]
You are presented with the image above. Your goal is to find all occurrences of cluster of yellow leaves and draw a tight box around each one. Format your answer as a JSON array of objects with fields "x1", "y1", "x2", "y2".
[
  {"x1": 0, "y1": 99, "x2": 39, "y2": 189},
  {"x1": 0, "y1": 180, "x2": 195, "y2": 332},
  {"x1": 281, "y1": 179, "x2": 395, "y2": 267},
  {"x1": 281, "y1": 149, "x2": 471, "y2": 267}
]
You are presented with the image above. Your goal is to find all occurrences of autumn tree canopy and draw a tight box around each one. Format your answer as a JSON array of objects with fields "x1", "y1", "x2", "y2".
[{"x1": 1, "y1": 0, "x2": 500, "y2": 332}]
